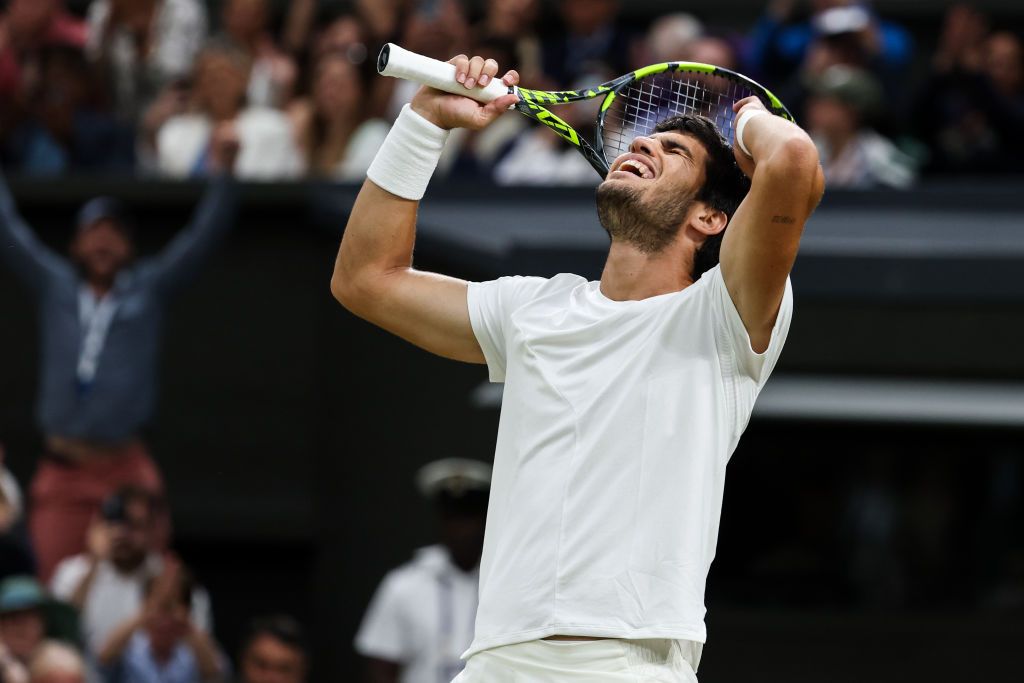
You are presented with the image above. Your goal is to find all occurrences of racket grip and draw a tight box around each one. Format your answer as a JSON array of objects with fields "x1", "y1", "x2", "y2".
[{"x1": 377, "y1": 43, "x2": 514, "y2": 104}]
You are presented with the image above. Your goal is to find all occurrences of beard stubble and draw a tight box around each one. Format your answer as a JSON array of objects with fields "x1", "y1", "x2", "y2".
[{"x1": 596, "y1": 179, "x2": 695, "y2": 255}]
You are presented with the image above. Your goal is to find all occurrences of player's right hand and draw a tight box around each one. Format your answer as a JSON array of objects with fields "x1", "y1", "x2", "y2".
[{"x1": 411, "y1": 54, "x2": 519, "y2": 131}]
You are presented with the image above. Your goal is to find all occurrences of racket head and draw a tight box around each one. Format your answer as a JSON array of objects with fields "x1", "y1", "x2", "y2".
[{"x1": 596, "y1": 63, "x2": 793, "y2": 174}]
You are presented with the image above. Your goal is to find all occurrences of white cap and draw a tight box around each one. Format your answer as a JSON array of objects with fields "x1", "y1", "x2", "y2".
[{"x1": 415, "y1": 458, "x2": 492, "y2": 499}]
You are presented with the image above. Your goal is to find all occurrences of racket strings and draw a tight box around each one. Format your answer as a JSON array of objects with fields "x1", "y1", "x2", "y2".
[{"x1": 602, "y1": 72, "x2": 756, "y2": 167}]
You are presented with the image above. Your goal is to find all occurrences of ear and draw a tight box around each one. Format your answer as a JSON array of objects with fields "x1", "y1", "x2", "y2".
[{"x1": 687, "y1": 201, "x2": 728, "y2": 238}]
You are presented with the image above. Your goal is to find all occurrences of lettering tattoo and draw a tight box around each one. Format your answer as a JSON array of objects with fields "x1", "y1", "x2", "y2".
[{"x1": 771, "y1": 215, "x2": 796, "y2": 224}]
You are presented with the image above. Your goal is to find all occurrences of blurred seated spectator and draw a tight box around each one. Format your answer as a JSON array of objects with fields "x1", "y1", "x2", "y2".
[
  {"x1": 86, "y1": 0, "x2": 208, "y2": 123},
  {"x1": 542, "y1": 0, "x2": 631, "y2": 86},
  {"x1": 633, "y1": 13, "x2": 704, "y2": 66},
  {"x1": 218, "y1": 0, "x2": 296, "y2": 110},
  {"x1": 806, "y1": 65, "x2": 916, "y2": 188},
  {"x1": 97, "y1": 559, "x2": 225, "y2": 683},
  {"x1": 50, "y1": 488, "x2": 212, "y2": 658},
  {"x1": 912, "y1": 6, "x2": 1024, "y2": 175},
  {"x1": 1, "y1": 45, "x2": 133, "y2": 175},
  {"x1": 27, "y1": 641, "x2": 85, "y2": 683},
  {"x1": 155, "y1": 39, "x2": 302, "y2": 180},
  {"x1": 747, "y1": 0, "x2": 912, "y2": 83},
  {"x1": 0, "y1": 444, "x2": 35, "y2": 582},
  {"x1": 0, "y1": 577, "x2": 80, "y2": 667},
  {"x1": 289, "y1": 52, "x2": 388, "y2": 181},
  {"x1": 236, "y1": 616, "x2": 307, "y2": 683},
  {"x1": 0, "y1": 0, "x2": 87, "y2": 103},
  {"x1": 475, "y1": 0, "x2": 544, "y2": 82},
  {"x1": 312, "y1": 12, "x2": 369, "y2": 67},
  {"x1": 356, "y1": 459, "x2": 491, "y2": 683}
]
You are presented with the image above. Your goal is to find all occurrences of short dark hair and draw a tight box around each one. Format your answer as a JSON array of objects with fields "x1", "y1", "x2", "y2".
[
  {"x1": 240, "y1": 615, "x2": 308, "y2": 659},
  {"x1": 653, "y1": 115, "x2": 750, "y2": 279}
]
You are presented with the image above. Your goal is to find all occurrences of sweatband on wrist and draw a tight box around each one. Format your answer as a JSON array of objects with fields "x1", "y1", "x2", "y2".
[
  {"x1": 367, "y1": 104, "x2": 450, "y2": 200},
  {"x1": 735, "y1": 109, "x2": 766, "y2": 158}
]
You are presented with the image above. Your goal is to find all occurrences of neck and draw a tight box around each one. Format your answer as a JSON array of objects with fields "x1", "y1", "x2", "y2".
[
  {"x1": 87, "y1": 279, "x2": 114, "y2": 298},
  {"x1": 599, "y1": 240, "x2": 692, "y2": 301}
]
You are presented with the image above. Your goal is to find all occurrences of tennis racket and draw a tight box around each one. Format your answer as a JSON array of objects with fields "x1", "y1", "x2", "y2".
[{"x1": 377, "y1": 43, "x2": 794, "y2": 177}]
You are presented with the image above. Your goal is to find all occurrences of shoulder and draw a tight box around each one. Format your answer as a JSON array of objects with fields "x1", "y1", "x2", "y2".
[{"x1": 50, "y1": 554, "x2": 91, "y2": 587}]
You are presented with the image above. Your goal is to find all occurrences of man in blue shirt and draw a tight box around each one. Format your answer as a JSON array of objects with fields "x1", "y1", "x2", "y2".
[{"x1": 0, "y1": 128, "x2": 239, "y2": 581}]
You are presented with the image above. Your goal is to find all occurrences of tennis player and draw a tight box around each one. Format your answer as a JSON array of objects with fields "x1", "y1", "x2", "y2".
[{"x1": 332, "y1": 54, "x2": 824, "y2": 682}]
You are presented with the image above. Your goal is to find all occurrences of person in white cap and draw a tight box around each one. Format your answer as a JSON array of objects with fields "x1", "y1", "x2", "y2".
[{"x1": 355, "y1": 458, "x2": 491, "y2": 683}]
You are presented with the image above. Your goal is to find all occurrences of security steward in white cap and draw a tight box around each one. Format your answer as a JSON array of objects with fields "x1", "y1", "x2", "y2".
[{"x1": 355, "y1": 459, "x2": 491, "y2": 683}]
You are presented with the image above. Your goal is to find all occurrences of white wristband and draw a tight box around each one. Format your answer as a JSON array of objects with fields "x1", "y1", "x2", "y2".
[
  {"x1": 734, "y1": 109, "x2": 766, "y2": 158},
  {"x1": 367, "y1": 104, "x2": 450, "y2": 200}
]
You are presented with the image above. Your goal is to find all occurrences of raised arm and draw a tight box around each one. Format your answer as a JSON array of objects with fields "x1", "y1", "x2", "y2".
[
  {"x1": 144, "y1": 127, "x2": 239, "y2": 297},
  {"x1": 719, "y1": 97, "x2": 825, "y2": 352},
  {"x1": 0, "y1": 172, "x2": 72, "y2": 293},
  {"x1": 330, "y1": 55, "x2": 519, "y2": 362}
]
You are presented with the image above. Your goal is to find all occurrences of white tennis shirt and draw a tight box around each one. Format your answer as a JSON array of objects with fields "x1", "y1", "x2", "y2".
[{"x1": 464, "y1": 264, "x2": 793, "y2": 657}]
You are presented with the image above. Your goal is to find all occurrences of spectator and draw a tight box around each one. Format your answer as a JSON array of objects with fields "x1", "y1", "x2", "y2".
[
  {"x1": 0, "y1": 577, "x2": 48, "y2": 664},
  {"x1": 0, "y1": 444, "x2": 35, "y2": 582},
  {"x1": 156, "y1": 39, "x2": 302, "y2": 180},
  {"x1": 0, "y1": 577, "x2": 78, "y2": 666},
  {"x1": 50, "y1": 488, "x2": 212, "y2": 657},
  {"x1": 747, "y1": 0, "x2": 912, "y2": 83},
  {"x1": 0, "y1": 0, "x2": 87, "y2": 103},
  {"x1": 805, "y1": 65, "x2": 916, "y2": 188},
  {"x1": 542, "y1": 0, "x2": 631, "y2": 86},
  {"x1": 475, "y1": 0, "x2": 544, "y2": 82},
  {"x1": 97, "y1": 559, "x2": 224, "y2": 683},
  {"x1": 635, "y1": 12, "x2": 704, "y2": 66},
  {"x1": 311, "y1": 13, "x2": 369, "y2": 66},
  {"x1": 219, "y1": 0, "x2": 297, "y2": 109},
  {"x1": 355, "y1": 459, "x2": 491, "y2": 683},
  {"x1": 289, "y1": 52, "x2": 388, "y2": 181},
  {"x1": 86, "y1": 0, "x2": 207, "y2": 124},
  {"x1": 912, "y1": 7, "x2": 1024, "y2": 175},
  {"x1": 0, "y1": 149, "x2": 239, "y2": 582},
  {"x1": 236, "y1": 616, "x2": 307, "y2": 683},
  {"x1": 27, "y1": 641, "x2": 85, "y2": 683},
  {"x1": 1, "y1": 45, "x2": 134, "y2": 175}
]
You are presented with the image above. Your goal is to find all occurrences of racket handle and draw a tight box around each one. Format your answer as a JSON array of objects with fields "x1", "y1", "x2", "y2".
[{"x1": 377, "y1": 43, "x2": 515, "y2": 104}]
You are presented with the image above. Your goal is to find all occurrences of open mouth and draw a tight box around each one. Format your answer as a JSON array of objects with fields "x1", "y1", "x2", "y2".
[{"x1": 615, "y1": 158, "x2": 655, "y2": 179}]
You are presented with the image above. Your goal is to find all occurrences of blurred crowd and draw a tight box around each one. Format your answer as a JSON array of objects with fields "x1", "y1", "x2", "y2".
[{"x1": 0, "y1": 0, "x2": 1019, "y2": 188}]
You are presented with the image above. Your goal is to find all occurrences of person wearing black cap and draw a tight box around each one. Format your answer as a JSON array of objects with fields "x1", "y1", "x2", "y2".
[
  {"x1": 0, "y1": 132, "x2": 239, "y2": 583},
  {"x1": 355, "y1": 458, "x2": 491, "y2": 683}
]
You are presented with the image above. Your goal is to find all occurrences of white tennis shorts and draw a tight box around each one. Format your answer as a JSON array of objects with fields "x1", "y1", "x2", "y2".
[{"x1": 452, "y1": 638, "x2": 701, "y2": 682}]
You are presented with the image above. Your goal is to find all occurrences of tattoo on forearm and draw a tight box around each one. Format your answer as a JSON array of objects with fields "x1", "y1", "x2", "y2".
[{"x1": 771, "y1": 215, "x2": 796, "y2": 224}]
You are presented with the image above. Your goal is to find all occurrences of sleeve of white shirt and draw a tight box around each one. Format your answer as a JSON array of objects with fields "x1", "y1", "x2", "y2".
[
  {"x1": 353, "y1": 573, "x2": 413, "y2": 663},
  {"x1": 706, "y1": 265, "x2": 793, "y2": 436},
  {"x1": 467, "y1": 276, "x2": 549, "y2": 383},
  {"x1": 50, "y1": 555, "x2": 88, "y2": 600}
]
